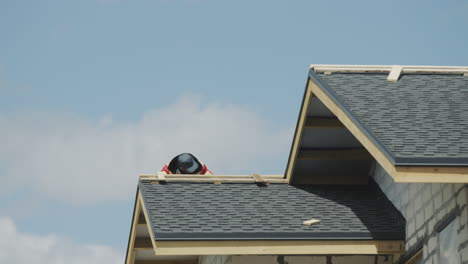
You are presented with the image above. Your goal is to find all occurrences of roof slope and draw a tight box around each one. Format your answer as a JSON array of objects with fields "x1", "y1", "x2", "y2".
[
  {"x1": 139, "y1": 179, "x2": 405, "y2": 241},
  {"x1": 310, "y1": 71, "x2": 468, "y2": 166}
]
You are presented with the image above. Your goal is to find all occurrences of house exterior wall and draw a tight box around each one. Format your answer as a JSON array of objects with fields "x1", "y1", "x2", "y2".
[
  {"x1": 199, "y1": 162, "x2": 468, "y2": 264},
  {"x1": 371, "y1": 163, "x2": 468, "y2": 264},
  {"x1": 199, "y1": 255, "x2": 392, "y2": 264}
]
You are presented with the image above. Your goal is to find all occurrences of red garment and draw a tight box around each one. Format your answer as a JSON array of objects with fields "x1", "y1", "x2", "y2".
[{"x1": 161, "y1": 163, "x2": 212, "y2": 175}]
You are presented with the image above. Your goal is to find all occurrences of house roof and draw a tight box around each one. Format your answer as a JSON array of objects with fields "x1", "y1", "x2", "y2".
[
  {"x1": 285, "y1": 65, "x2": 468, "y2": 183},
  {"x1": 139, "y1": 179, "x2": 405, "y2": 241},
  {"x1": 309, "y1": 69, "x2": 468, "y2": 166}
]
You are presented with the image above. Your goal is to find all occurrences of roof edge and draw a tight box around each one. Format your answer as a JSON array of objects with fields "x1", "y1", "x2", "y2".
[
  {"x1": 284, "y1": 77, "x2": 312, "y2": 181},
  {"x1": 124, "y1": 186, "x2": 141, "y2": 264},
  {"x1": 394, "y1": 157, "x2": 468, "y2": 167},
  {"x1": 154, "y1": 240, "x2": 405, "y2": 255},
  {"x1": 310, "y1": 64, "x2": 468, "y2": 74}
]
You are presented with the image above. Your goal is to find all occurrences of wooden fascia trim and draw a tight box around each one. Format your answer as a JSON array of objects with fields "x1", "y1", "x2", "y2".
[
  {"x1": 126, "y1": 192, "x2": 143, "y2": 264},
  {"x1": 311, "y1": 64, "x2": 468, "y2": 83},
  {"x1": 394, "y1": 166, "x2": 468, "y2": 183},
  {"x1": 285, "y1": 79, "x2": 314, "y2": 183},
  {"x1": 153, "y1": 240, "x2": 405, "y2": 255},
  {"x1": 310, "y1": 64, "x2": 468, "y2": 74},
  {"x1": 126, "y1": 192, "x2": 159, "y2": 264},
  {"x1": 139, "y1": 174, "x2": 286, "y2": 184}
]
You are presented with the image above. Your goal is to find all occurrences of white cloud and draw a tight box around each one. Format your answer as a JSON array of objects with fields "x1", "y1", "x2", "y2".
[
  {"x1": 0, "y1": 217, "x2": 123, "y2": 264},
  {"x1": 0, "y1": 96, "x2": 292, "y2": 203}
]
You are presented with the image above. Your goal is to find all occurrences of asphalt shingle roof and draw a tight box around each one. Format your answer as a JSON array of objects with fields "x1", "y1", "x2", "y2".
[
  {"x1": 139, "y1": 180, "x2": 405, "y2": 240},
  {"x1": 311, "y1": 71, "x2": 468, "y2": 166}
]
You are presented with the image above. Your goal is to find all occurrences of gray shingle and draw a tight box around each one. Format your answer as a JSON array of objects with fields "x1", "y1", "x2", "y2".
[
  {"x1": 139, "y1": 180, "x2": 405, "y2": 240},
  {"x1": 312, "y1": 72, "x2": 468, "y2": 166}
]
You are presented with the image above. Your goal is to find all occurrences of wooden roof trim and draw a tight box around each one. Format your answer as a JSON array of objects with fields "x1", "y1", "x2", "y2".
[
  {"x1": 387, "y1": 66, "x2": 403, "y2": 82},
  {"x1": 310, "y1": 64, "x2": 468, "y2": 74},
  {"x1": 394, "y1": 166, "x2": 468, "y2": 183},
  {"x1": 307, "y1": 76, "x2": 468, "y2": 183},
  {"x1": 126, "y1": 193, "x2": 141, "y2": 264},
  {"x1": 153, "y1": 240, "x2": 404, "y2": 255},
  {"x1": 139, "y1": 174, "x2": 287, "y2": 184},
  {"x1": 311, "y1": 64, "x2": 468, "y2": 82},
  {"x1": 126, "y1": 191, "x2": 159, "y2": 264},
  {"x1": 284, "y1": 79, "x2": 314, "y2": 182}
]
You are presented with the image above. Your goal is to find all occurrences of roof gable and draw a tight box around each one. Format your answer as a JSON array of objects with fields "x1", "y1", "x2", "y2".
[
  {"x1": 313, "y1": 71, "x2": 468, "y2": 166},
  {"x1": 125, "y1": 175, "x2": 405, "y2": 261},
  {"x1": 286, "y1": 65, "x2": 468, "y2": 183}
]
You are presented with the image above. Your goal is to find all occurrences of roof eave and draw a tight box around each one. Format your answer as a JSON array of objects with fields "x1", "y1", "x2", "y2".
[
  {"x1": 152, "y1": 239, "x2": 405, "y2": 256},
  {"x1": 306, "y1": 68, "x2": 468, "y2": 183},
  {"x1": 394, "y1": 157, "x2": 468, "y2": 167}
]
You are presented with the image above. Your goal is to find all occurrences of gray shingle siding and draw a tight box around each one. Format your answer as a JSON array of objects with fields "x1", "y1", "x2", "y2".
[
  {"x1": 312, "y1": 71, "x2": 468, "y2": 166},
  {"x1": 139, "y1": 180, "x2": 405, "y2": 241},
  {"x1": 371, "y1": 162, "x2": 468, "y2": 263}
]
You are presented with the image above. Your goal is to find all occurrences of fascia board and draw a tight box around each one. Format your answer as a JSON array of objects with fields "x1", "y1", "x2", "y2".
[
  {"x1": 153, "y1": 240, "x2": 405, "y2": 256},
  {"x1": 284, "y1": 77, "x2": 314, "y2": 182}
]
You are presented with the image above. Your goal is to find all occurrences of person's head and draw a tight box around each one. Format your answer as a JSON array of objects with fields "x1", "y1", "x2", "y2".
[{"x1": 174, "y1": 153, "x2": 202, "y2": 174}]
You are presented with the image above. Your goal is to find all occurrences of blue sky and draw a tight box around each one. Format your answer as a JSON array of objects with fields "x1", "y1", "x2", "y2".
[{"x1": 1, "y1": 0, "x2": 467, "y2": 262}]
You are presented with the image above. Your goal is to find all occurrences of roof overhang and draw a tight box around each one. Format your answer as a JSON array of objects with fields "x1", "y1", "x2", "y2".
[
  {"x1": 153, "y1": 239, "x2": 404, "y2": 256},
  {"x1": 126, "y1": 193, "x2": 404, "y2": 263},
  {"x1": 285, "y1": 65, "x2": 468, "y2": 183},
  {"x1": 126, "y1": 176, "x2": 406, "y2": 262}
]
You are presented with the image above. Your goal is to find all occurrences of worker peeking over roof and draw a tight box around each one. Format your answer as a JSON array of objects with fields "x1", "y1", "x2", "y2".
[{"x1": 161, "y1": 153, "x2": 213, "y2": 175}]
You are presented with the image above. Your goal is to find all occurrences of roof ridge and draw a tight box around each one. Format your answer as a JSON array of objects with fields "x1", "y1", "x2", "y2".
[
  {"x1": 311, "y1": 64, "x2": 468, "y2": 71},
  {"x1": 310, "y1": 64, "x2": 468, "y2": 82}
]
